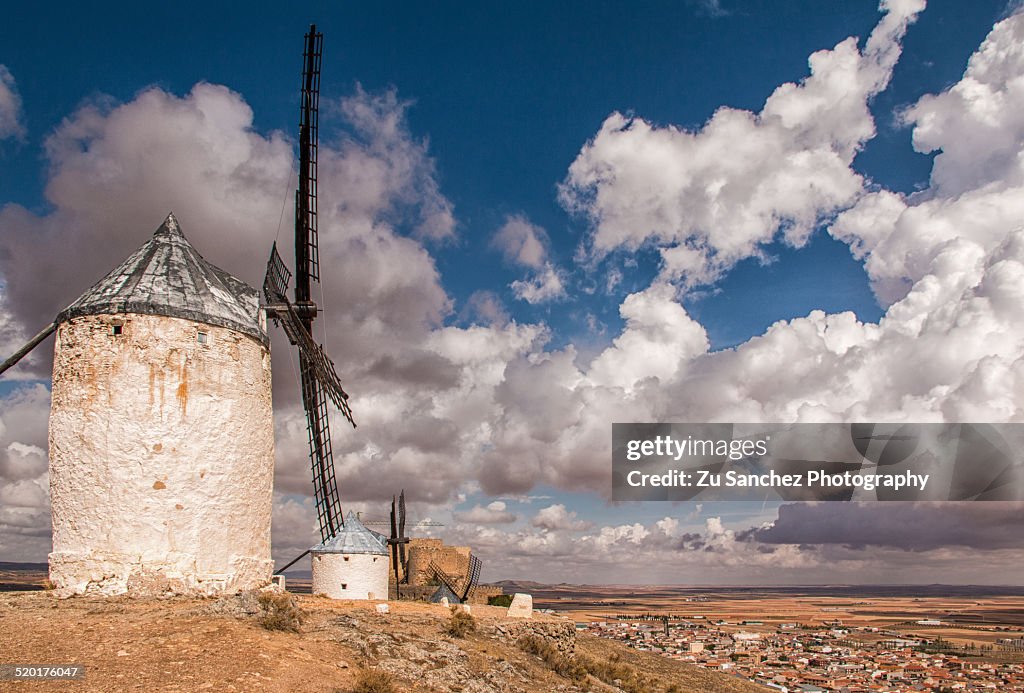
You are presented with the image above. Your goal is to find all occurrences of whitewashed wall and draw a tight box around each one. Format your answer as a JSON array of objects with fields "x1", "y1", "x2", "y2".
[
  {"x1": 48, "y1": 313, "x2": 274, "y2": 596},
  {"x1": 311, "y1": 552, "x2": 389, "y2": 600}
]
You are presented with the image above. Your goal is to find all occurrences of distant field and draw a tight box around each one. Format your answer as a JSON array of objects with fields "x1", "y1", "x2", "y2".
[
  {"x1": 0, "y1": 561, "x2": 47, "y2": 591},
  {"x1": 491, "y1": 582, "x2": 1024, "y2": 650},
  {"x1": 5, "y1": 562, "x2": 1024, "y2": 648}
]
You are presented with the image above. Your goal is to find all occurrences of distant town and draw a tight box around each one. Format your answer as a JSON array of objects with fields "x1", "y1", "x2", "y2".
[
  {"x1": 583, "y1": 613, "x2": 1024, "y2": 692},
  {"x1": 498, "y1": 582, "x2": 1024, "y2": 692}
]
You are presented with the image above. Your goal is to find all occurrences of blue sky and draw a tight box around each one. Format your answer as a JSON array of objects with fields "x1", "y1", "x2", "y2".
[
  {"x1": 2, "y1": 0, "x2": 1024, "y2": 584},
  {"x1": 1, "y1": 0, "x2": 1005, "y2": 346}
]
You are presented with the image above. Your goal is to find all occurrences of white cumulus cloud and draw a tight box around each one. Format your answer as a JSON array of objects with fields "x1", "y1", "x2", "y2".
[
  {"x1": 559, "y1": 0, "x2": 925, "y2": 287},
  {"x1": 0, "y1": 65, "x2": 26, "y2": 141},
  {"x1": 454, "y1": 500, "x2": 518, "y2": 524},
  {"x1": 531, "y1": 503, "x2": 592, "y2": 531},
  {"x1": 492, "y1": 214, "x2": 566, "y2": 303}
]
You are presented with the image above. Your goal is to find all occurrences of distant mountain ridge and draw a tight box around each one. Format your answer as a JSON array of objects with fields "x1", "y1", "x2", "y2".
[{"x1": 492, "y1": 579, "x2": 1024, "y2": 597}]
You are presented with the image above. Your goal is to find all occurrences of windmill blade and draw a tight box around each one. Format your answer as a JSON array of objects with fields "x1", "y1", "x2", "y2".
[
  {"x1": 429, "y1": 561, "x2": 462, "y2": 602},
  {"x1": 389, "y1": 496, "x2": 402, "y2": 584},
  {"x1": 262, "y1": 27, "x2": 354, "y2": 546},
  {"x1": 398, "y1": 490, "x2": 408, "y2": 577},
  {"x1": 262, "y1": 242, "x2": 291, "y2": 305},
  {"x1": 264, "y1": 242, "x2": 354, "y2": 424},
  {"x1": 0, "y1": 321, "x2": 57, "y2": 376},
  {"x1": 301, "y1": 340, "x2": 355, "y2": 427},
  {"x1": 461, "y1": 554, "x2": 483, "y2": 602},
  {"x1": 301, "y1": 352, "x2": 345, "y2": 540},
  {"x1": 399, "y1": 490, "x2": 407, "y2": 537},
  {"x1": 265, "y1": 293, "x2": 355, "y2": 427},
  {"x1": 295, "y1": 26, "x2": 323, "y2": 295}
]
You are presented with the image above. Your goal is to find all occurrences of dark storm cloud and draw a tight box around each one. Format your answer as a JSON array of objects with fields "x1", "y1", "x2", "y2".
[
  {"x1": 367, "y1": 351, "x2": 460, "y2": 389},
  {"x1": 755, "y1": 502, "x2": 1024, "y2": 551}
]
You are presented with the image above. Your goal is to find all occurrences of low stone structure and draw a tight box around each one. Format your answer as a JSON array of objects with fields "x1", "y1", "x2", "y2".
[
  {"x1": 391, "y1": 583, "x2": 504, "y2": 604},
  {"x1": 507, "y1": 593, "x2": 533, "y2": 619},
  {"x1": 401, "y1": 538, "x2": 471, "y2": 586},
  {"x1": 489, "y1": 620, "x2": 576, "y2": 658}
]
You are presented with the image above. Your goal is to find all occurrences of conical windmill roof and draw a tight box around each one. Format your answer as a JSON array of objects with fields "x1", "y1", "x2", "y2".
[
  {"x1": 57, "y1": 213, "x2": 266, "y2": 344},
  {"x1": 429, "y1": 583, "x2": 461, "y2": 604},
  {"x1": 311, "y1": 512, "x2": 389, "y2": 555}
]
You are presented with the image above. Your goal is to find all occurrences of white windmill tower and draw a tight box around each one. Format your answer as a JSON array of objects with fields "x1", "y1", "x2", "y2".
[
  {"x1": 1, "y1": 213, "x2": 275, "y2": 596},
  {"x1": 310, "y1": 511, "x2": 389, "y2": 600}
]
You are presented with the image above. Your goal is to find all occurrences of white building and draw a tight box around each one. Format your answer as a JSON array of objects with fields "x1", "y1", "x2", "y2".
[
  {"x1": 48, "y1": 213, "x2": 274, "y2": 596},
  {"x1": 310, "y1": 512, "x2": 389, "y2": 600}
]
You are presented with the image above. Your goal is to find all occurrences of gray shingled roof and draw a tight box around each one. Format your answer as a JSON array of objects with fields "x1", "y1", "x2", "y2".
[
  {"x1": 311, "y1": 512, "x2": 389, "y2": 555},
  {"x1": 57, "y1": 213, "x2": 266, "y2": 344},
  {"x1": 429, "y1": 584, "x2": 461, "y2": 604}
]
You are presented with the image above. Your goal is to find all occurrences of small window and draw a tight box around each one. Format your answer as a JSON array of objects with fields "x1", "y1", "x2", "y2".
[
  {"x1": 197, "y1": 331, "x2": 208, "y2": 344},
  {"x1": 343, "y1": 556, "x2": 350, "y2": 562},
  {"x1": 341, "y1": 583, "x2": 348, "y2": 590},
  {"x1": 111, "y1": 325, "x2": 123, "y2": 336}
]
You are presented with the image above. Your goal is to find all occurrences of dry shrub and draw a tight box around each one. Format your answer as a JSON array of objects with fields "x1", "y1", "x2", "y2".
[
  {"x1": 351, "y1": 667, "x2": 397, "y2": 693},
  {"x1": 517, "y1": 636, "x2": 663, "y2": 691},
  {"x1": 445, "y1": 606, "x2": 476, "y2": 637},
  {"x1": 257, "y1": 591, "x2": 302, "y2": 633},
  {"x1": 516, "y1": 634, "x2": 587, "y2": 682},
  {"x1": 577, "y1": 651, "x2": 657, "y2": 693}
]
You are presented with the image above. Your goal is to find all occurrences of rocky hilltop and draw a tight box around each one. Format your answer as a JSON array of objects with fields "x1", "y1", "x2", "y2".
[{"x1": 0, "y1": 591, "x2": 767, "y2": 692}]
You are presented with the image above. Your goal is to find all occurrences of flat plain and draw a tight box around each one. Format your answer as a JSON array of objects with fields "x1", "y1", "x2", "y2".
[{"x1": 503, "y1": 582, "x2": 1024, "y2": 650}]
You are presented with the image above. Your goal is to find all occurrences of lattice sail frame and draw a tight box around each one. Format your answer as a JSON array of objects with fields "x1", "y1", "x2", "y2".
[
  {"x1": 263, "y1": 25, "x2": 355, "y2": 543},
  {"x1": 429, "y1": 553, "x2": 484, "y2": 603},
  {"x1": 264, "y1": 245, "x2": 354, "y2": 424}
]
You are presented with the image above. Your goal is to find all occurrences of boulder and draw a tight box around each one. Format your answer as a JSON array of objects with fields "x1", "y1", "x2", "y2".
[{"x1": 507, "y1": 593, "x2": 532, "y2": 619}]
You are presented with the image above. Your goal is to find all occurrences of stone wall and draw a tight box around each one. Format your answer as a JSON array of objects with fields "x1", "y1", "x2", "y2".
[
  {"x1": 388, "y1": 583, "x2": 505, "y2": 604},
  {"x1": 488, "y1": 620, "x2": 577, "y2": 658},
  {"x1": 402, "y1": 538, "x2": 472, "y2": 587},
  {"x1": 471, "y1": 585, "x2": 505, "y2": 604},
  {"x1": 48, "y1": 313, "x2": 274, "y2": 596}
]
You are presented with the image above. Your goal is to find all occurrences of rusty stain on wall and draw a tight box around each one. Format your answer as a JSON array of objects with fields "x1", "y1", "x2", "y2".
[{"x1": 176, "y1": 361, "x2": 189, "y2": 416}]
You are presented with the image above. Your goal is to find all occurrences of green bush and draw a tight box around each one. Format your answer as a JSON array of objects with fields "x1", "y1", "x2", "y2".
[{"x1": 488, "y1": 594, "x2": 514, "y2": 607}]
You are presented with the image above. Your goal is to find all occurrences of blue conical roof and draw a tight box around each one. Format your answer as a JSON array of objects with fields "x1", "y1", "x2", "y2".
[{"x1": 311, "y1": 512, "x2": 388, "y2": 555}]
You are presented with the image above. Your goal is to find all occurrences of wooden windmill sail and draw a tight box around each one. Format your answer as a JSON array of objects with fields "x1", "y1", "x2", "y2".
[
  {"x1": 263, "y1": 24, "x2": 355, "y2": 544},
  {"x1": 389, "y1": 491, "x2": 409, "y2": 588}
]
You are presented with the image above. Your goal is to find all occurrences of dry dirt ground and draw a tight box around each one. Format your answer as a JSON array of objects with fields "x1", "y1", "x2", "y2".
[{"x1": 0, "y1": 591, "x2": 767, "y2": 693}]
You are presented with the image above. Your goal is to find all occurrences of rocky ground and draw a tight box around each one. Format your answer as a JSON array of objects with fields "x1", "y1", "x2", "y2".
[{"x1": 0, "y1": 590, "x2": 768, "y2": 692}]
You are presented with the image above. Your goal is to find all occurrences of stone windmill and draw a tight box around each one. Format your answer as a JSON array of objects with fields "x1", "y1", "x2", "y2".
[
  {"x1": 1, "y1": 25, "x2": 360, "y2": 598},
  {"x1": 1, "y1": 213, "x2": 275, "y2": 596}
]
